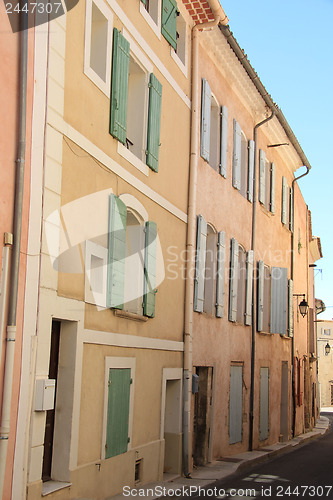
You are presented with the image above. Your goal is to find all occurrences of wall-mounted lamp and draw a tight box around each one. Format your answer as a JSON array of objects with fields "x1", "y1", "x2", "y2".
[
  {"x1": 293, "y1": 294, "x2": 309, "y2": 318},
  {"x1": 325, "y1": 343, "x2": 331, "y2": 356}
]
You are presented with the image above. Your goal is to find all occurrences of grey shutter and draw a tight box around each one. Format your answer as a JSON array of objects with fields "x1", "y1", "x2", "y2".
[
  {"x1": 259, "y1": 367, "x2": 269, "y2": 441},
  {"x1": 281, "y1": 176, "x2": 287, "y2": 225},
  {"x1": 146, "y1": 74, "x2": 162, "y2": 172},
  {"x1": 247, "y1": 140, "x2": 254, "y2": 202},
  {"x1": 289, "y1": 187, "x2": 294, "y2": 232},
  {"x1": 220, "y1": 106, "x2": 228, "y2": 178},
  {"x1": 107, "y1": 194, "x2": 127, "y2": 309},
  {"x1": 229, "y1": 238, "x2": 239, "y2": 322},
  {"x1": 270, "y1": 162, "x2": 275, "y2": 214},
  {"x1": 257, "y1": 260, "x2": 264, "y2": 332},
  {"x1": 229, "y1": 365, "x2": 243, "y2": 444},
  {"x1": 143, "y1": 221, "x2": 157, "y2": 317},
  {"x1": 200, "y1": 79, "x2": 211, "y2": 162},
  {"x1": 216, "y1": 231, "x2": 225, "y2": 318},
  {"x1": 245, "y1": 250, "x2": 254, "y2": 325},
  {"x1": 270, "y1": 267, "x2": 288, "y2": 334},
  {"x1": 259, "y1": 149, "x2": 266, "y2": 205},
  {"x1": 232, "y1": 119, "x2": 241, "y2": 190},
  {"x1": 288, "y1": 279, "x2": 294, "y2": 337},
  {"x1": 194, "y1": 215, "x2": 207, "y2": 313}
]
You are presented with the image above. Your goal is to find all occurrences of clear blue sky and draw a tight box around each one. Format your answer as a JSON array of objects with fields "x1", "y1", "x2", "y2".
[{"x1": 220, "y1": 0, "x2": 333, "y2": 319}]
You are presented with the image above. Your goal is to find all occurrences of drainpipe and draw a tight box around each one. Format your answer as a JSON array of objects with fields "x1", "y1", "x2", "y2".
[
  {"x1": 249, "y1": 110, "x2": 275, "y2": 451},
  {"x1": 0, "y1": 11, "x2": 28, "y2": 497},
  {"x1": 183, "y1": 3, "x2": 228, "y2": 478},
  {"x1": 290, "y1": 166, "x2": 310, "y2": 438}
]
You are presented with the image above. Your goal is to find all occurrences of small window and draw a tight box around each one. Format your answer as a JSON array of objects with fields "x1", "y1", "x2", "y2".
[
  {"x1": 209, "y1": 95, "x2": 220, "y2": 172},
  {"x1": 203, "y1": 225, "x2": 217, "y2": 315},
  {"x1": 144, "y1": 0, "x2": 160, "y2": 25},
  {"x1": 175, "y1": 11, "x2": 186, "y2": 64},
  {"x1": 85, "y1": 240, "x2": 108, "y2": 307}
]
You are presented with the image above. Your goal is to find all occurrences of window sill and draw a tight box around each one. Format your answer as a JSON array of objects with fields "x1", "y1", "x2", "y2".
[
  {"x1": 114, "y1": 309, "x2": 149, "y2": 322},
  {"x1": 117, "y1": 142, "x2": 149, "y2": 177},
  {"x1": 42, "y1": 481, "x2": 71, "y2": 497}
]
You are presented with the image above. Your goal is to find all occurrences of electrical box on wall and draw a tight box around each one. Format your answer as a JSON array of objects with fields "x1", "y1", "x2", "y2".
[{"x1": 35, "y1": 379, "x2": 56, "y2": 411}]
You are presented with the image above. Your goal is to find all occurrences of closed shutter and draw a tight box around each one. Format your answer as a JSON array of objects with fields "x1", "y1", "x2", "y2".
[
  {"x1": 143, "y1": 221, "x2": 157, "y2": 317},
  {"x1": 281, "y1": 176, "x2": 287, "y2": 225},
  {"x1": 288, "y1": 279, "x2": 294, "y2": 337},
  {"x1": 257, "y1": 260, "x2": 264, "y2": 332},
  {"x1": 220, "y1": 105, "x2": 228, "y2": 178},
  {"x1": 106, "y1": 368, "x2": 131, "y2": 458},
  {"x1": 247, "y1": 140, "x2": 254, "y2": 202},
  {"x1": 270, "y1": 267, "x2": 288, "y2": 334},
  {"x1": 161, "y1": 0, "x2": 178, "y2": 49},
  {"x1": 229, "y1": 365, "x2": 243, "y2": 444},
  {"x1": 289, "y1": 187, "x2": 294, "y2": 232},
  {"x1": 200, "y1": 79, "x2": 211, "y2": 162},
  {"x1": 107, "y1": 194, "x2": 127, "y2": 309},
  {"x1": 194, "y1": 215, "x2": 207, "y2": 313},
  {"x1": 259, "y1": 149, "x2": 266, "y2": 205},
  {"x1": 259, "y1": 367, "x2": 269, "y2": 441},
  {"x1": 146, "y1": 74, "x2": 162, "y2": 172},
  {"x1": 270, "y1": 162, "x2": 275, "y2": 214},
  {"x1": 110, "y1": 28, "x2": 130, "y2": 144},
  {"x1": 216, "y1": 231, "x2": 225, "y2": 318},
  {"x1": 229, "y1": 238, "x2": 239, "y2": 322},
  {"x1": 245, "y1": 250, "x2": 254, "y2": 325},
  {"x1": 232, "y1": 119, "x2": 241, "y2": 190}
]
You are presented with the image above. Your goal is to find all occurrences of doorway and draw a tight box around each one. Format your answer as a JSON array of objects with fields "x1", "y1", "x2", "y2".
[
  {"x1": 193, "y1": 366, "x2": 213, "y2": 466},
  {"x1": 280, "y1": 361, "x2": 289, "y2": 442}
]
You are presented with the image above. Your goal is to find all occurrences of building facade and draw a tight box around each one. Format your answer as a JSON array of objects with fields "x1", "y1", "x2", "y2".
[{"x1": 317, "y1": 320, "x2": 333, "y2": 408}]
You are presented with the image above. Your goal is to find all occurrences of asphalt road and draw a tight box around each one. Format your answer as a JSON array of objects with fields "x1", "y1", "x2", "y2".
[{"x1": 183, "y1": 414, "x2": 333, "y2": 500}]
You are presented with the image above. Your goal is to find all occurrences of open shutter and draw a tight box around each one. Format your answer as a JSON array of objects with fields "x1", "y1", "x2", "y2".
[
  {"x1": 161, "y1": 0, "x2": 178, "y2": 49},
  {"x1": 143, "y1": 221, "x2": 157, "y2": 317},
  {"x1": 194, "y1": 215, "x2": 207, "y2": 313},
  {"x1": 288, "y1": 279, "x2": 294, "y2": 337},
  {"x1": 281, "y1": 176, "x2": 287, "y2": 225},
  {"x1": 107, "y1": 194, "x2": 127, "y2": 309},
  {"x1": 106, "y1": 368, "x2": 131, "y2": 458},
  {"x1": 257, "y1": 260, "x2": 264, "y2": 332},
  {"x1": 270, "y1": 162, "x2": 275, "y2": 214},
  {"x1": 146, "y1": 74, "x2": 162, "y2": 172},
  {"x1": 259, "y1": 149, "x2": 266, "y2": 205},
  {"x1": 229, "y1": 238, "x2": 239, "y2": 322},
  {"x1": 289, "y1": 187, "x2": 294, "y2": 232},
  {"x1": 200, "y1": 79, "x2": 211, "y2": 162},
  {"x1": 140, "y1": 0, "x2": 147, "y2": 4},
  {"x1": 245, "y1": 250, "x2": 254, "y2": 326},
  {"x1": 247, "y1": 140, "x2": 254, "y2": 202},
  {"x1": 216, "y1": 231, "x2": 225, "y2": 318},
  {"x1": 270, "y1": 267, "x2": 288, "y2": 334},
  {"x1": 232, "y1": 119, "x2": 241, "y2": 190},
  {"x1": 110, "y1": 28, "x2": 130, "y2": 144},
  {"x1": 220, "y1": 106, "x2": 228, "y2": 178}
]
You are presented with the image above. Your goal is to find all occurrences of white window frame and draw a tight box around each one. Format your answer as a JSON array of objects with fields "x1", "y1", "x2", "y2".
[
  {"x1": 84, "y1": 0, "x2": 113, "y2": 96},
  {"x1": 139, "y1": 0, "x2": 162, "y2": 39},
  {"x1": 84, "y1": 240, "x2": 108, "y2": 307}
]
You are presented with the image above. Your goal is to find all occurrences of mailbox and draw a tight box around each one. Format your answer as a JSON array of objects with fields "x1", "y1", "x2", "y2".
[{"x1": 35, "y1": 379, "x2": 56, "y2": 411}]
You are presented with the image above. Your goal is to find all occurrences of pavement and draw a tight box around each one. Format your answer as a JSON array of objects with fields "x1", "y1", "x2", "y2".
[{"x1": 108, "y1": 411, "x2": 331, "y2": 500}]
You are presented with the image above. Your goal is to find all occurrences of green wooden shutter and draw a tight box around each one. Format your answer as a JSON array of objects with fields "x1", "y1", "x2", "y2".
[
  {"x1": 270, "y1": 162, "x2": 275, "y2": 214},
  {"x1": 161, "y1": 0, "x2": 178, "y2": 49},
  {"x1": 245, "y1": 250, "x2": 254, "y2": 326},
  {"x1": 200, "y1": 78, "x2": 211, "y2": 162},
  {"x1": 106, "y1": 368, "x2": 131, "y2": 458},
  {"x1": 110, "y1": 28, "x2": 130, "y2": 144},
  {"x1": 288, "y1": 279, "x2": 294, "y2": 337},
  {"x1": 232, "y1": 119, "x2": 241, "y2": 190},
  {"x1": 216, "y1": 231, "x2": 225, "y2": 318},
  {"x1": 247, "y1": 140, "x2": 254, "y2": 202},
  {"x1": 257, "y1": 260, "x2": 264, "y2": 332},
  {"x1": 146, "y1": 74, "x2": 162, "y2": 172},
  {"x1": 229, "y1": 238, "x2": 238, "y2": 322},
  {"x1": 259, "y1": 149, "x2": 266, "y2": 205},
  {"x1": 220, "y1": 106, "x2": 228, "y2": 178},
  {"x1": 194, "y1": 214, "x2": 207, "y2": 313},
  {"x1": 107, "y1": 194, "x2": 127, "y2": 309},
  {"x1": 281, "y1": 176, "x2": 287, "y2": 225},
  {"x1": 143, "y1": 221, "x2": 157, "y2": 317},
  {"x1": 140, "y1": 0, "x2": 147, "y2": 4}
]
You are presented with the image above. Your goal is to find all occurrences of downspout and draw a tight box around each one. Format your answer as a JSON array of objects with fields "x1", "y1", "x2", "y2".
[
  {"x1": 0, "y1": 11, "x2": 28, "y2": 497},
  {"x1": 249, "y1": 110, "x2": 275, "y2": 451},
  {"x1": 291, "y1": 166, "x2": 310, "y2": 438},
  {"x1": 183, "y1": 4, "x2": 228, "y2": 478}
]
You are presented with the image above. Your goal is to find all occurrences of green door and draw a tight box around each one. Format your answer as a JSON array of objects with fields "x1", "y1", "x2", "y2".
[{"x1": 106, "y1": 368, "x2": 131, "y2": 458}]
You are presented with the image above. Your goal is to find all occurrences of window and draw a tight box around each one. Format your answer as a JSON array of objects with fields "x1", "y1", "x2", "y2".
[
  {"x1": 229, "y1": 239, "x2": 253, "y2": 324},
  {"x1": 259, "y1": 150, "x2": 275, "y2": 213},
  {"x1": 282, "y1": 176, "x2": 292, "y2": 229},
  {"x1": 141, "y1": 0, "x2": 161, "y2": 27},
  {"x1": 84, "y1": 0, "x2": 113, "y2": 95},
  {"x1": 233, "y1": 121, "x2": 254, "y2": 202},
  {"x1": 203, "y1": 225, "x2": 217, "y2": 315},
  {"x1": 323, "y1": 328, "x2": 332, "y2": 336},
  {"x1": 85, "y1": 240, "x2": 108, "y2": 307},
  {"x1": 174, "y1": 10, "x2": 186, "y2": 65},
  {"x1": 124, "y1": 210, "x2": 145, "y2": 315}
]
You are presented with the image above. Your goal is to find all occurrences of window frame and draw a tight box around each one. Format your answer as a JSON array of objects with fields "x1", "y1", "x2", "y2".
[
  {"x1": 84, "y1": 240, "x2": 108, "y2": 308},
  {"x1": 170, "y1": 8, "x2": 188, "y2": 76},
  {"x1": 139, "y1": 0, "x2": 162, "y2": 39}
]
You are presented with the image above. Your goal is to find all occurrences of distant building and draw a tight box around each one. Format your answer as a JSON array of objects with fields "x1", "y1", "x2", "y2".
[{"x1": 317, "y1": 319, "x2": 333, "y2": 408}]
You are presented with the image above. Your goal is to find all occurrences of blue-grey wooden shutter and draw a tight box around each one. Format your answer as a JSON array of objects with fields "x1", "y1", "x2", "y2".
[
  {"x1": 247, "y1": 140, "x2": 254, "y2": 202},
  {"x1": 200, "y1": 79, "x2": 211, "y2": 162},
  {"x1": 146, "y1": 74, "x2": 162, "y2": 172},
  {"x1": 245, "y1": 250, "x2": 254, "y2": 326},
  {"x1": 216, "y1": 231, "x2": 225, "y2": 318},
  {"x1": 143, "y1": 221, "x2": 157, "y2": 317},
  {"x1": 232, "y1": 119, "x2": 241, "y2": 190},
  {"x1": 194, "y1": 215, "x2": 207, "y2": 313},
  {"x1": 259, "y1": 149, "x2": 266, "y2": 205},
  {"x1": 107, "y1": 194, "x2": 127, "y2": 309},
  {"x1": 270, "y1": 267, "x2": 288, "y2": 334},
  {"x1": 106, "y1": 368, "x2": 131, "y2": 458},
  {"x1": 270, "y1": 162, "x2": 275, "y2": 214},
  {"x1": 281, "y1": 176, "x2": 287, "y2": 225},
  {"x1": 229, "y1": 238, "x2": 238, "y2": 322},
  {"x1": 289, "y1": 187, "x2": 294, "y2": 232},
  {"x1": 288, "y1": 279, "x2": 294, "y2": 337},
  {"x1": 257, "y1": 260, "x2": 264, "y2": 332},
  {"x1": 110, "y1": 28, "x2": 130, "y2": 144},
  {"x1": 220, "y1": 106, "x2": 228, "y2": 178},
  {"x1": 259, "y1": 367, "x2": 269, "y2": 441},
  {"x1": 161, "y1": 0, "x2": 178, "y2": 49},
  {"x1": 229, "y1": 365, "x2": 243, "y2": 444}
]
